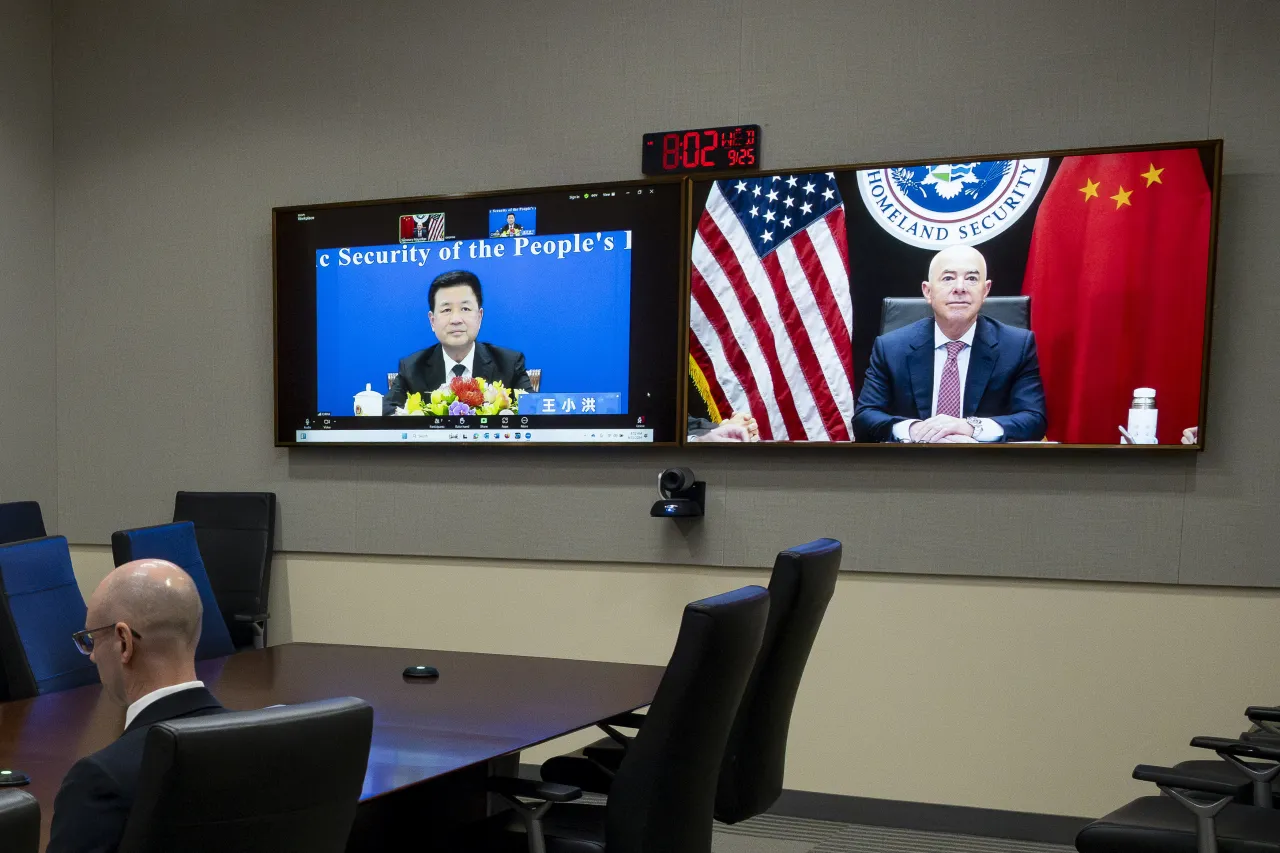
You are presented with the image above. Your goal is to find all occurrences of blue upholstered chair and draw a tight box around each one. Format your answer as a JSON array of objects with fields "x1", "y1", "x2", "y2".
[
  {"x1": 110, "y1": 522, "x2": 236, "y2": 660},
  {"x1": 0, "y1": 501, "x2": 47, "y2": 546},
  {"x1": 0, "y1": 536, "x2": 99, "y2": 701}
]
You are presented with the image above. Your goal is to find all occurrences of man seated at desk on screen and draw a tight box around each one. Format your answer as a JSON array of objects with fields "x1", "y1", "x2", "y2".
[
  {"x1": 383, "y1": 269, "x2": 534, "y2": 414},
  {"x1": 853, "y1": 245, "x2": 1047, "y2": 444},
  {"x1": 48, "y1": 559, "x2": 227, "y2": 853},
  {"x1": 492, "y1": 212, "x2": 525, "y2": 237}
]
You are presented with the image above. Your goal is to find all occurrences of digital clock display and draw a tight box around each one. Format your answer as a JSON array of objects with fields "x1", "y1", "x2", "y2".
[{"x1": 642, "y1": 124, "x2": 760, "y2": 175}]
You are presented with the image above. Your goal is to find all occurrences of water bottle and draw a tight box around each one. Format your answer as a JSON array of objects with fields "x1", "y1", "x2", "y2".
[{"x1": 1126, "y1": 387, "x2": 1158, "y2": 444}]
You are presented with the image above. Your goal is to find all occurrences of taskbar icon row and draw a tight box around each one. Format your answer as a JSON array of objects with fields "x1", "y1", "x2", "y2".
[{"x1": 296, "y1": 428, "x2": 653, "y2": 444}]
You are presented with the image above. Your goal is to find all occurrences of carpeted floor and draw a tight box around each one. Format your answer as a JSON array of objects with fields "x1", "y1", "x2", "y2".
[
  {"x1": 563, "y1": 788, "x2": 1075, "y2": 853},
  {"x1": 710, "y1": 813, "x2": 1074, "y2": 853}
]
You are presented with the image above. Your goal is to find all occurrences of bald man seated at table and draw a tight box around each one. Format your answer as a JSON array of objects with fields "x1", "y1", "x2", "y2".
[
  {"x1": 47, "y1": 559, "x2": 227, "y2": 853},
  {"x1": 853, "y1": 245, "x2": 1047, "y2": 443}
]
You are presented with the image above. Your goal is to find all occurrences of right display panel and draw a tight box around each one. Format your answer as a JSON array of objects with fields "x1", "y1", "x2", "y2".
[{"x1": 684, "y1": 140, "x2": 1222, "y2": 448}]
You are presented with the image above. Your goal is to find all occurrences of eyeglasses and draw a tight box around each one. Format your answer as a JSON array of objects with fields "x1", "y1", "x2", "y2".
[{"x1": 72, "y1": 624, "x2": 142, "y2": 655}]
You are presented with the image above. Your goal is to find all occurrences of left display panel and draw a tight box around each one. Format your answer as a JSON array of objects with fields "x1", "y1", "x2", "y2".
[{"x1": 274, "y1": 179, "x2": 687, "y2": 446}]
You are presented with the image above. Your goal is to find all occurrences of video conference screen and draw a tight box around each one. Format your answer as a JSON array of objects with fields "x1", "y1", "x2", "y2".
[
  {"x1": 685, "y1": 140, "x2": 1220, "y2": 447},
  {"x1": 274, "y1": 180, "x2": 686, "y2": 445}
]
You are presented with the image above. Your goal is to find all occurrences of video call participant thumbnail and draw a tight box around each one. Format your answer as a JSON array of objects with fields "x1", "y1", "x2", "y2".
[
  {"x1": 853, "y1": 245, "x2": 1047, "y2": 443},
  {"x1": 492, "y1": 212, "x2": 525, "y2": 237},
  {"x1": 383, "y1": 270, "x2": 533, "y2": 415}
]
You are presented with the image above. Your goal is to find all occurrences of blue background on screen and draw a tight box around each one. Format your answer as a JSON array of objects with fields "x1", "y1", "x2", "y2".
[{"x1": 315, "y1": 232, "x2": 631, "y2": 415}]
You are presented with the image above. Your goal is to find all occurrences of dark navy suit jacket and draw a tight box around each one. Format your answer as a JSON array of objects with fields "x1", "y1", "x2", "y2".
[
  {"x1": 853, "y1": 315, "x2": 1047, "y2": 443},
  {"x1": 382, "y1": 341, "x2": 533, "y2": 415},
  {"x1": 47, "y1": 687, "x2": 226, "y2": 853}
]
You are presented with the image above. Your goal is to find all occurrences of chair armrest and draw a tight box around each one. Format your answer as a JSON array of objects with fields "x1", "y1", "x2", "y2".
[
  {"x1": 485, "y1": 776, "x2": 581, "y2": 803},
  {"x1": 1133, "y1": 765, "x2": 1249, "y2": 797},
  {"x1": 233, "y1": 612, "x2": 270, "y2": 623},
  {"x1": 1135, "y1": 764, "x2": 1242, "y2": 853},
  {"x1": 1240, "y1": 731, "x2": 1280, "y2": 745},
  {"x1": 1190, "y1": 736, "x2": 1280, "y2": 762},
  {"x1": 600, "y1": 711, "x2": 647, "y2": 729},
  {"x1": 1246, "y1": 706, "x2": 1280, "y2": 723}
]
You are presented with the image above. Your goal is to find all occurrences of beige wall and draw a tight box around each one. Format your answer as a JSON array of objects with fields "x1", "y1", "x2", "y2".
[
  {"x1": 69, "y1": 545, "x2": 1280, "y2": 819},
  {"x1": 0, "y1": 0, "x2": 56, "y2": 514}
]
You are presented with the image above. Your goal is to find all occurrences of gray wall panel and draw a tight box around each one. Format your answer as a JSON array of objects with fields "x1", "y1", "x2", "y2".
[
  {"x1": 48, "y1": 0, "x2": 1280, "y2": 586},
  {"x1": 736, "y1": 0, "x2": 1215, "y2": 167},
  {"x1": 0, "y1": 0, "x2": 56, "y2": 518},
  {"x1": 1177, "y1": 0, "x2": 1280, "y2": 587},
  {"x1": 1207, "y1": 0, "x2": 1280, "y2": 172},
  {"x1": 1178, "y1": 176, "x2": 1280, "y2": 586},
  {"x1": 722, "y1": 453, "x2": 1188, "y2": 582},
  {"x1": 349, "y1": 449, "x2": 726, "y2": 564}
]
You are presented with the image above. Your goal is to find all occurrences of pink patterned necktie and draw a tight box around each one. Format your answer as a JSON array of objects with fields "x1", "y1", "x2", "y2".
[{"x1": 935, "y1": 340, "x2": 966, "y2": 417}]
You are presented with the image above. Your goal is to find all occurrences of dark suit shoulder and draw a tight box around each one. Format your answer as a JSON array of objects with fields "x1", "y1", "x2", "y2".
[
  {"x1": 976, "y1": 314, "x2": 1033, "y2": 346},
  {"x1": 399, "y1": 345, "x2": 440, "y2": 373},
  {"x1": 977, "y1": 312, "x2": 1029, "y2": 338},
  {"x1": 477, "y1": 342, "x2": 525, "y2": 362},
  {"x1": 82, "y1": 726, "x2": 151, "y2": 784},
  {"x1": 875, "y1": 317, "x2": 934, "y2": 348},
  {"x1": 47, "y1": 752, "x2": 128, "y2": 853},
  {"x1": 48, "y1": 689, "x2": 225, "y2": 853}
]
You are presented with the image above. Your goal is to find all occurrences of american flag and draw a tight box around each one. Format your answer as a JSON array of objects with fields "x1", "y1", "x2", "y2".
[
  {"x1": 423, "y1": 212, "x2": 446, "y2": 242},
  {"x1": 690, "y1": 172, "x2": 855, "y2": 441}
]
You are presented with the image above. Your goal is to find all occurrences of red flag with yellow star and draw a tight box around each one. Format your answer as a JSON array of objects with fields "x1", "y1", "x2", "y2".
[{"x1": 1021, "y1": 149, "x2": 1212, "y2": 444}]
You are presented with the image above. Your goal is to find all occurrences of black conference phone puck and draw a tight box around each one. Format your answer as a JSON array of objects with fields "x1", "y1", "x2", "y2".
[
  {"x1": 403, "y1": 665, "x2": 440, "y2": 679},
  {"x1": 0, "y1": 769, "x2": 30, "y2": 786}
]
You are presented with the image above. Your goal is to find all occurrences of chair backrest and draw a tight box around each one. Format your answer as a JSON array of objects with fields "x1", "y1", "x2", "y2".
[
  {"x1": 0, "y1": 536, "x2": 99, "y2": 701},
  {"x1": 117, "y1": 697, "x2": 373, "y2": 853},
  {"x1": 715, "y1": 538, "x2": 841, "y2": 823},
  {"x1": 172, "y1": 492, "x2": 277, "y2": 650},
  {"x1": 110, "y1": 522, "x2": 235, "y2": 660},
  {"x1": 0, "y1": 502, "x2": 46, "y2": 546},
  {"x1": 607, "y1": 586, "x2": 769, "y2": 853},
  {"x1": 0, "y1": 789, "x2": 40, "y2": 853},
  {"x1": 880, "y1": 295, "x2": 1031, "y2": 335}
]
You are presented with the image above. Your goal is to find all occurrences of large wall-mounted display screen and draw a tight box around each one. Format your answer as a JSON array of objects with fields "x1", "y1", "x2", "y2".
[
  {"x1": 684, "y1": 140, "x2": 1221, "y2": 448},
  {"x1": 275, "y1": 180, "x2": 686, "y2": 446}
]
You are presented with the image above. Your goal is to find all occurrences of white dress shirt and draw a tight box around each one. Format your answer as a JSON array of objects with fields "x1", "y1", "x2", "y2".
[
  {"x1": 891, "y1": 322, "x2": 1004, "y2": 442},
  {"x1": 443, "y1": 345, "x2": 476, "y2": 380},
  {"x1": 124, "y1": 680, "x2": 205, "y2": 730}
]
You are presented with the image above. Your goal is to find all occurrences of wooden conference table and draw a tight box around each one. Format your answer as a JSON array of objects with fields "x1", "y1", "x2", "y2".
[{"x1": 0, "y1": 642, "x2": 664, "y2": 851}]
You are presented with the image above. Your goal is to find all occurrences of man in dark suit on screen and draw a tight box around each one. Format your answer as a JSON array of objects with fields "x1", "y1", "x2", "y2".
[
  {"x1": 48, "y1": 559, "x2": 227, "y2": 853},
  {"x1": 383, "y1": 269, "x2": 534, "y2": 414},
  {"x1": 853, "y1": 245, "x2": 1047, "y2": 443}
]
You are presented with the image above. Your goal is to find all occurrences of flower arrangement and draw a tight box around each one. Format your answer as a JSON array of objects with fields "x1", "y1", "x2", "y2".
[{"x1": 398, "y1": 376, "x2": 518, "y2": 417}]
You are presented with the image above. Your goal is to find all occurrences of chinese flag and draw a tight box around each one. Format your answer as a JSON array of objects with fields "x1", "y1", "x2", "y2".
[{"x1": 1022, "y1": 149, "x2": 1211, "y2": 444}]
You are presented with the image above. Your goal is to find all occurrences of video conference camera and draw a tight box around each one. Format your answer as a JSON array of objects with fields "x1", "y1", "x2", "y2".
[{"x1": 650, "y1": 467, "x2": 706, "y2": 518}]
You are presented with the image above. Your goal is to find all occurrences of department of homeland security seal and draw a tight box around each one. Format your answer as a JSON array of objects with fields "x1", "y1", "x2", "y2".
[{"x1": 856, "y1": 158, "x2": 1050, "y2": 249}]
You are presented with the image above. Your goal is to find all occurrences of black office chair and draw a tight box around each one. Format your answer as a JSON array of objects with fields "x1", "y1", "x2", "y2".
[
  {"x1": 475, "y1": 585, "x2": 770, "y2": 853},
  {"x1": 541, "y1": 538, "x2": 842, "y2": 825},
  {"x1": 0, "y1": 789, "x2": 40, "y2": 853},
  {"x1": 1167, "y1": 707, "x2": 1280, "y2": 808},
  {"x1": 1076, "y1": 737, "x2": 1280, "y2": 853},
  {"x1": 880, "y1": 295, "x2": 1031, "y2": 335},
  {"x1": 117, "y1": 696, "x2": 373, "y2": 853},
  {"x1": 172, "y1": 492, "x2": 277, "y2": 650},
  {"x1": 0, "y1": 501, "x2": 46, "y2": 546}
]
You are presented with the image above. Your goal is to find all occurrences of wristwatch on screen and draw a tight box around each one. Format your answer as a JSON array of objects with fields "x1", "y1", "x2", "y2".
[{"x1": 965, "y1": 416, "x2": 983, "y2": 439}]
